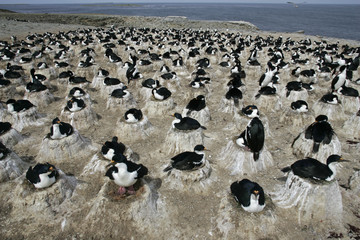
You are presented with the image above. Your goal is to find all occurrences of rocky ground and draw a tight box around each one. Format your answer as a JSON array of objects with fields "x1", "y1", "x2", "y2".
[{"x1": 0, "y1": 11, "x2": 360, "y2": 240}]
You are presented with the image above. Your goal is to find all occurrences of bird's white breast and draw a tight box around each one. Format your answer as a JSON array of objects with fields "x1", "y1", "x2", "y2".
[
  {"x1": 112, "y1": 163, "x2": 138, "y2": 187},
  {"x1": 242, "y1": 194, "x2": 265, "y2": 213},
  {"x1": 51, "y1": 124, "x2": 66, "y2": 139},
  {"x1": 34, "y1": 172, "x2": 56, "y2": 188}
]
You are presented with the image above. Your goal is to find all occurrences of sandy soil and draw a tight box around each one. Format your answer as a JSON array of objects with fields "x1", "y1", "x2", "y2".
[{"x1": 0, "y1": 12, "x2": 360, "y2": 240}]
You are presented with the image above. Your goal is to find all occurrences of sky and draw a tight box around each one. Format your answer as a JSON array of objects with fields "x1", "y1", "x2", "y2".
[{"x1": 0, "y1": 0, "x2": 359, "y2": 4}]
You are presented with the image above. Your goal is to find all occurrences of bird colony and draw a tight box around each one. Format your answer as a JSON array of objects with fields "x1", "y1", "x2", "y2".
[{"x1": 0, "y1": 26, "x2": 360, "y2": 239}]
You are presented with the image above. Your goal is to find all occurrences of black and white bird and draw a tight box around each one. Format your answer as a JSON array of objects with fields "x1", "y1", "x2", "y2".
[
  {"x1": 225, "y1": 87, "x2": 243, "y2": 107},
  {"x1": 65, "y1": 97, "x2": 85, "y2": 112},
  {"x1": 285, "y1": 81, "x2": 303, "y2": 97},
  {"x1": 142, "y1": 78, "x2": 160, "y2": 89},
  {"x1": 230, "y1": 179, "x2": 265, "y2": 213},
  {"x1": 59, "y1": 70, "x2": 73, "y2": 79},
  {"x1": 171, "y1": 113, "x2": 206, "y2": 131},
  {"x1": 54, "y1": 61, "x2": 69, "y2": 68},
  {"x1": 244, "y1": 117, "x2": 265, "y2": 161},
  {"x1": 30, "y1": 68, "x2": 47, "y2": 82},
  {"x1": 281, "y1": 155, "x2": 349, "y2": 181},
  {"x1": 337, "y1": 85, "x2": 359, "y2": 97},
  {"x1": 37, "y1": 62, "x2": 48, "y2": 69},
  {"x1": 242, "y1": 105, "x2": 260, "y2": 118},
  {"x1": 331, "y1": 65, "x2": 347, "y2": 91},
  {"x1": 320, "y1": 93, "x2": 340, "y2": 105},
  {"x1": 105, "y1": 158, "x2": 148, "y2": 195},
  {"x1": 126, "y1": 64, "x2": 142, "y2": 84},
  {"x1": 111, "y1": 86, "x2": 130, "y2": 98},
  {"x1": 97, "y1": 68, "x2": 109, "y2": 77},
  {"x1": 163, "y1": 145, "x2": 207, "y2": 172},
  {"x1": 26, "y1": 77, "x2": 47, "y2": 93},
  {"x1": 26, "y1": 162, "x2": 59, "y2": 189},
  {"x1": 291, "y1": 100, "x2": 309, "y2": 112},
  {"x1": 101, "y1": 136, "x2": 126, "y2": 161},
  {"x1": 48, "y1": 117, "x2": 73, "y2": 140},
  {"x1": 184, "y1": 95, "x2": 206, "y2": 115},
  {"x1": 124, "y1": 108, "x2": 143, "y2": 123},
  {"x1": 259, "y1": 62, "x2": 278, "y2": 87},
  {"x1": 105, "y1": 48, "x2": 122, "y2": 63},
  {"x1": 152, "y1": 87, "x2": 172, "y2": 100},
  {"x1": 255, "y1": 84, "x2": 277, "y2": 99},
  {"x1": 68, "y1": 87, "x2": 86, "y2": 98},
  {"x1": 6, "y1": 62, "x2": 23, "y2": 71},
  {"x1": 69, "y1": 75, "x2": 90, "y2": 84},
  {"x1": 302, "y1": 115, "x2": 334, "y2": 153},
  {"x1": 6, "y1": 99, "x2": 34, "y2": 113},
  {"x1": 104, "y1": 77, "x2": 122, "y2": 86}
]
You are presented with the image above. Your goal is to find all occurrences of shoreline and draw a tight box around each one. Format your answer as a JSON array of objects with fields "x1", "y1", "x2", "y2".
[
  {"x1": 0, "y1": 11, "x2": 259, "y2": 34},
  {"x1": 1, "y1": 11, "x2": 359, "y2": 45}
]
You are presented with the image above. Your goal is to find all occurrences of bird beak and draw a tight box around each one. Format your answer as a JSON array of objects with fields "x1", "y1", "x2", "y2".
[
  {"x1": 49, "y1": 166, "x2": 54, "y2": 171},
  {"x1": 204, "y1": 147, "x2": 210, "y2": 151},
  {"x1": 339, "y1": 158, "x2": 350, "y2": 162},
  {"x1": 106, "y1": 160, "x2": 116, "y2": 167},
  {"x1": 56, "y1": 120, "x2": 61, "y2": 124},
  {"x1": 253, "y1": 190, "x2": 259, "y2": 195}
]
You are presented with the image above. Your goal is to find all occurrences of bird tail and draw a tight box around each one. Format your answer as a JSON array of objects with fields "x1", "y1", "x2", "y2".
[
  {"x1": 163, "y1": 165, "x2": 173, "y2": 172},
  {"x1": 281, "y1": 167, "x2": 291, "y2": 173},
  {"x1": 253, "y1": 151, "x2": 260, "y2": 161},
  {"x1": 291, "y1": 133, "x2": 301, "y2": 148},
  {"x1": 200, "y1": 125, "x2": 207, "y2": 130},
  {"x1": 286, "y1": 90, "x2": 290, "y2": 97},
  {"x1": 233, "y1": 97, "x2": 239, "y2": 107},
  {"x1": 312, "y1": 142, "x2": 320, "y2": 153},
  {"x1": 137, "y1": 164, "x2": 148, "y2": 178},
  {"x1": 255, "y1": 93, "x2": 261, "y2": 99}
]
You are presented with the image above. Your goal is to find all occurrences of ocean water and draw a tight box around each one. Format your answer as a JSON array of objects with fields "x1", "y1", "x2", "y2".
[{"x1": 1, "y1": 3, "x2": 360, "y2": 41}]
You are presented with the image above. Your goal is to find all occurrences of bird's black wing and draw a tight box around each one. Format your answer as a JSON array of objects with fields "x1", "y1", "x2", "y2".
[
  {"x1": 60, "y1": 122, "x2": 73, "y2": 136},
  {"x1": 105, "y1": 166, "x2": 118, "y2": 180},
  {"x1": 175, "y1": 118, "x2": 201, "y2": 130},
  {"x1": 304, "y1": 122, "x2": 315, "y2": 140},
  {"x1": 323, "y1": 123, "x2": 334, "y2": 144},
  {"x1": 230, "y1": 179, "x2": 252, "y2": 207},
  {"x1": 246, "y1": 118, "x2": 265, "y2": 153},
  {"x1": 26, "y1": 166, "x2": 40, "y2": 184},
  {"x1": 291, "y1": 158, "x2": 331, "y2": 180},
  {"x1": 171, "y1": 152, "x2": 203, "y2": 171},
  {"x1": 171, "y1": 151, "x2": 193, "y2": 162}
]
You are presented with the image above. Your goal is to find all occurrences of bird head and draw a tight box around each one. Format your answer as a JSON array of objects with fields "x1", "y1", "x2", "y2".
[
  {"x1": 6, "y1": 99, "x2": 16, "y2": 105},
  {"x1": 315, "y1": 115, "x2": 328, "y2": 122},
  {"x1": 326, "y1": 155, "x2": 350, "y2": 165},
  {"x1": 48, "y1": 165, "x2": 55, "y2": 172},
  {"x1": 197, "y1": 95, "x2": 205, "y2": 101},
  {"x1": 109, "y1": 154, "x2": 127, "y2": 166},
  {"x1": 52, "y1": 117, "x2": 61, "y2": 124},
  {"x1": 172, "y1": 113, "x2": 182, "y2": 119},
  {"x1": 194, "y1": 145, "x2": 207, "y2": 152},
  {"x1": 242, "y1": 105, "x2": 259, "y2": 117}
]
